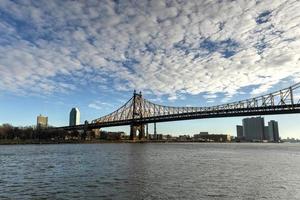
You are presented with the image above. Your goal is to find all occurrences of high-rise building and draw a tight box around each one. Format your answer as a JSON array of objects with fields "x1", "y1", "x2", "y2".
[
  {"x1": 242, "y1": 117, "x2": 264, "y2": 141},
  {"x1": 37, "y1": 114, "x2": 48, "y2": 128},
  {"x1": 236, "y1": 125, "x2": 243, "y2": 138},
  {"x1": 237, "y1": 118, "x2": 279, "y2": 142},
  {"x1": 69, "y1": 108, "x2": 80, "y2": 126},
  {"x1": 268, "y1": 120, "x2": 279, "y2": 142},
  {"x1": 264, "y1": 126, "x2": 270, "y2": 140}
]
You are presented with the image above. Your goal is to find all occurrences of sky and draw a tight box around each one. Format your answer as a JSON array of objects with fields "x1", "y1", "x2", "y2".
[{"x1": 0, "y1": 0, "x2": 300, "y2": 138}]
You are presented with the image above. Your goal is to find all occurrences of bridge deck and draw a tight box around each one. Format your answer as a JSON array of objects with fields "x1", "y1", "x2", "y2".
[{"x1": 57, "y1": 104, "x2": 300, "y2": 130}]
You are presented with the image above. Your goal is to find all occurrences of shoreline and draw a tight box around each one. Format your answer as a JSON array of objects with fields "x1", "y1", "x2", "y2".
[{"x1": 0, "y1": 139, "x2": 285, "y2": 145}]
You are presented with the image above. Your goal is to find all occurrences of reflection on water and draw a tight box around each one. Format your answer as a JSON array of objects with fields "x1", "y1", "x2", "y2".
[{"x1": 1, "y1": 143, "x2": 300, "y2": 199}]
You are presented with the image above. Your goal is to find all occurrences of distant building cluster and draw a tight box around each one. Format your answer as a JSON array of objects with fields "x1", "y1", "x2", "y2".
[
  {"x1": 33, "y1": 108, "x2": 284, "y2": 144},
  {"x1": 148, "y1": 134, "x2": 164, "y2": 140},
  {"x1": 282, "y1": 137, "x2": 300, "y2": 143},
  {"x1": 35, "y1": 107, "x2": 81, "y2": 130},
  {"x1": 85, "y1": 130, "x2": 231, "y2": 142},
  {"x1": 193, "y1": 132, "x2": 231, "y2": 142},
  {"x1": 236, "y1": 117, "x2": 279, "y2": 142},
  {"x1": 93, "y1": 130, "x2": 126, "y2": 140}
]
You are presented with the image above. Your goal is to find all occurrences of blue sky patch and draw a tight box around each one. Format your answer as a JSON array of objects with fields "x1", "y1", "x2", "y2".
[
  {"x1": 0, "y1": 0, "x2": 299, "y2": 137},
  {"x1": 199, "y1": 38, "x2": 239, "y2": 58}
]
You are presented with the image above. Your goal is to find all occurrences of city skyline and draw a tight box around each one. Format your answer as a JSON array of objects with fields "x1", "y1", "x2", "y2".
[
  {"x1": 2, "y1": 93, "x2": 300, "y2": 139},
  {"x1": 1, "y1": 0, "x2": 300, "y2": 138}
]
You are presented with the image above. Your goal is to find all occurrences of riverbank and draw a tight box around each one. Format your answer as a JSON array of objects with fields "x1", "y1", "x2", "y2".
[
  {"x1": 0, "y1": 139, "x2": 241, "y2": 145},
  {"x1": 0, "y1": 139, "x2": 173, "y2": 145},
  {"x1": 0, "y1": 139, "x2": 284, "y2": 145},
  {"x1": 0, "y1": 139, "x2": 134, "y2": 145}
]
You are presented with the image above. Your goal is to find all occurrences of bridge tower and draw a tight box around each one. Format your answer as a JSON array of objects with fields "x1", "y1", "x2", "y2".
[{"x1": 130, "y1": 90, "x2": 146, "y2": 140}]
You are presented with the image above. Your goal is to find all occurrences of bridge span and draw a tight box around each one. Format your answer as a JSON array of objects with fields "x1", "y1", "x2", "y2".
[{"x1": 55, "y1": 82, "x2": 300, "y2": 140}]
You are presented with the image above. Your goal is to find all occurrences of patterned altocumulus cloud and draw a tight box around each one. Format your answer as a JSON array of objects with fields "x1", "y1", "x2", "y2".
[{"x1": 0, "y1": 0, "x2": 300, "y2": 100}]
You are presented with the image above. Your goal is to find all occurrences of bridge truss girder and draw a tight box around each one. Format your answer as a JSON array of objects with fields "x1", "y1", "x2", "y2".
[
  {"x1": 57, "y1": 83, "x2": 300, "y2": 137},
  {"x1": 91, "y1": 83, "x2": 300, "y2": 124}
]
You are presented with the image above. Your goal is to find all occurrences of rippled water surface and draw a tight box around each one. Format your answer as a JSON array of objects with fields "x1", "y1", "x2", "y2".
[{"x1": 1, "y1": 143, "x2": 300, "y2": 199}]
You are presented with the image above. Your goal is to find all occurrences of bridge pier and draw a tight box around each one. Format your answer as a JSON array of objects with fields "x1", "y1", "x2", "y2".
[{"x1": 130, "y1": 124, "x2": 145, "y2": 140}]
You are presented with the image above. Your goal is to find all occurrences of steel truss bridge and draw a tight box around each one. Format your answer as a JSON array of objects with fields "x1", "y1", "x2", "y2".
[{"x1": 58, "y1": 82, "x2": 300, "y2": 140}]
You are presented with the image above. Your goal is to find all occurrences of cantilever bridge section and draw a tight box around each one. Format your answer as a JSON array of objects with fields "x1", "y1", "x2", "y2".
[{"x1": 57, "y1": 83, "x2": 300, "y2": 139}]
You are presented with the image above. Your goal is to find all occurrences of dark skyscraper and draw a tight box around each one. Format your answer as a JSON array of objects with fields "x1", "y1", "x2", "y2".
[
  {"x1": 237, "y1": 118, "x2": 280, "y2": 142},
  {"x1": 242, "y1": 117, "x2": 264, "y2": 141},
  {"x1": 69, "y1": 108, "x2": 80, "y2": 126},
  {"x1": 268, "y1": 120, "x2": 279, "y2": 142},
  {"x1": 264, "y1": 126, "x2": 269, "y2": 140},
  {"x1": 236, "y1": 125, "x2": 243, "y2": 138}
]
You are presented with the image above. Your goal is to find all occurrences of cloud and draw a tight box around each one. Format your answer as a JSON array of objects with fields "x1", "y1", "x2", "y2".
[
  {"x1": 203, "y1": 94, "x2": 218, "y2": 99},
  {"x1": 88, "y1": 100, "x2": 113, "y2": 110},
  {"x1": 0, "y1": 0, "x2": 300, "y2": 103}
]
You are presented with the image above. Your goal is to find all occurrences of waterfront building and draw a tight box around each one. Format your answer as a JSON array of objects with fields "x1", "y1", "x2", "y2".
[
  {"x1": 194, "y1": 134, "x2": 231, "y2": 142},
  {"x1": 148, "y1": 133, "x2": 164, "y2": 140},
  {"x1": 236, "y1": 125, "x2": 243, "y2": 138},
  {"x1": 200, "y1": 132, "x2": 209, "y2": 135},
  {"x1": 264, "y1": 126, "x2": 270, "y2": 140},
  {"x1": 242, "y1": 117, "x2": 264, "y2": 141},
  {"x1": 194, "y1": 132, "x2": 210, "y2": 141},
  {"x1": 156, "y1": 134, "x2": 163, "y2": 140},
  {"x1": 99, "y1": 131, "x2": 125, "y2": 140},
  {"x1": 237, "y1": 117, "x2": 279, "y2": 142},
  {"x1": 37, "y1": 114, "x2": 48, "y2": 128},
  {"x1": 193, "y1": 134, "x2": 202, "y2": 141},
  {"x1": 193, "y1": 133, "x2": 231, "y2": 142},
  {"x1": 178, "y1": 135, "x2": 191, "y2": 141},
  {"x1": 69, "y1": 107, "x2": 80, "y2": 126},
  {"x1": 268, "y1": 120, "x2": 279, "y2": 142}
]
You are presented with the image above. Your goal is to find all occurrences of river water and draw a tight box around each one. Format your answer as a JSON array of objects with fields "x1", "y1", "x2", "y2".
[{"x1": 1, "y1": 143, "x2": 300, "y2": 199}]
